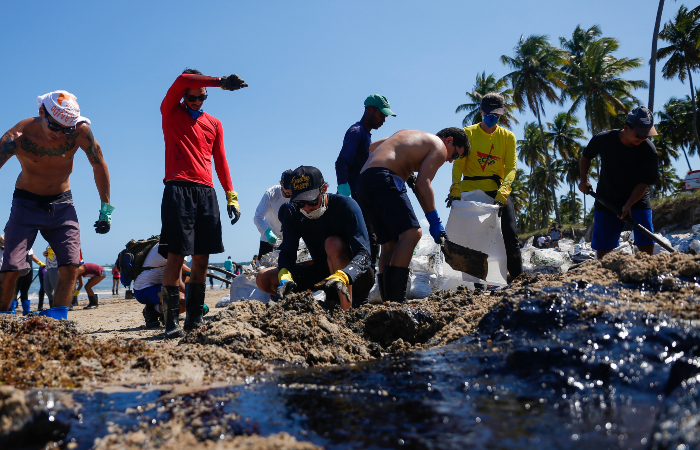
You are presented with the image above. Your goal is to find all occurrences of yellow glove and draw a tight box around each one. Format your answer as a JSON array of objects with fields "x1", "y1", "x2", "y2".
[
  {"x1": 276, "y1": 268, "x2": 296, "y2": 300},
  {"x1": 495, "y1": 191, "x2": 508, "y2": 206},
  {"x1": 37, "y1": 261, "x2": 46, "y2": 268},
  {"x1": 314, "y1": 270, "x2": 350, "y2": 297},
  {"x1": 72, "y1": 289, "x2": 80, "y2": 297},
  {"x1": 226, "y1": 190, "x2": 241, "y2": 225}
]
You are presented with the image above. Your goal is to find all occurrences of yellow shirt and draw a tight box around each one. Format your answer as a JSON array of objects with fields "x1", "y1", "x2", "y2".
[{"x1": 450, "y1": 124, "x2": 517, "y2": 203}]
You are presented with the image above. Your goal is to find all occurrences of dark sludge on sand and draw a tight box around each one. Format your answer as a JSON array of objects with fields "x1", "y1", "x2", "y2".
[{"x1": 1, "y1": 251, "x2": 700, "y2": 449}]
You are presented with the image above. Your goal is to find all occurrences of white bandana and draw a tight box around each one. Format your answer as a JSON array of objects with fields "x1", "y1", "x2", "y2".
[{"x1": 36, "y1": 90, "x2": 91, "y2": 127}]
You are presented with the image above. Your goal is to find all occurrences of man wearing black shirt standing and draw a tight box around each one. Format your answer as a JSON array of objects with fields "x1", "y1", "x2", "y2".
[
  {"x1": 255, "y1": 166, "x2": 374, "y2": 310},
  {"x1": 579, "y1": 106, "x2": 659, "y2": 259}
]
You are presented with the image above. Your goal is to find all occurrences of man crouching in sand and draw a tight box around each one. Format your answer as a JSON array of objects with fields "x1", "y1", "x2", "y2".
[
  {"x1": 356, "y1": 128, "x2": 468, "y2": 303},
  {"x1": 0, "y1": 91, "x2": 113, "y2": 319}
]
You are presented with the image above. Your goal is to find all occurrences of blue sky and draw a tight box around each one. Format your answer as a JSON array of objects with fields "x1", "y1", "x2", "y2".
[{"x1": 1, "y1": 0, "x2": 696, "y2": 265}]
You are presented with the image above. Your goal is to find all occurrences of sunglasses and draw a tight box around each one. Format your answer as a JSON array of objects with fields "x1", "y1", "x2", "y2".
[
  {"x1": 293, "y1": 190, "x2": 322, "y2": 207},
  {"x1": 43, "y1": 106, "x2": 76, "y2": 134},
  {"x1": 185, "y1": 93, "x2": 208, "y2": 102},
  {"x1": 629, "y1": 128, "x2": 648, "y2": 140}
]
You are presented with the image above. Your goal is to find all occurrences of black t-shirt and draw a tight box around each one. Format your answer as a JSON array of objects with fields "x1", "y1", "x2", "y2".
[
  {"x1": 278, "y1": 194, "x2": 371, "y2": 283},
  {"x1": 582, "y1": 130, "x2": 658, "y2": 213}
]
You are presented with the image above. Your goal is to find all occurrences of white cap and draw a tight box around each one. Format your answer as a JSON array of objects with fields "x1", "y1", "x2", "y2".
[{"x1": 36, "y1": 90, "x2": 90, "y2": 127}]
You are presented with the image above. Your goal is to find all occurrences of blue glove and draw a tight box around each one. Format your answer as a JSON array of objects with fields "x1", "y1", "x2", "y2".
[
  {"x1": 425, "y1": 210, "x2": 445, "y2": 244},
  {"x1": 94, "y1": 202, "x2": 115, "y2": 234},
  {"x1": 337, "y1": 183, "x2": 352, "y2": 197},
  {"x1": 264, "y1": 228, "x2": 278, "y2": 245}
]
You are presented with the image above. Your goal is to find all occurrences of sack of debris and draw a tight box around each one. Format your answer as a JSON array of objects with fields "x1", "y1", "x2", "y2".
[
  {"x1": 557, "y1": 239, "x2": 575, "y2": 254},
  {"x1": 522, "y1": 247, "x2": 573, "y2": 274},
  {"x1": 226, "y1": 275, "x2": 270, "y2": 304}
]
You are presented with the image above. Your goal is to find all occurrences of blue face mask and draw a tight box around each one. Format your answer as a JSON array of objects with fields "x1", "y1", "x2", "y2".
[
  {"x1": 186, "y1": 105, "x2": 204, "y2": 120},
  {"x1": 483, "y1": 114, "x2": 499, "y2": 128}
]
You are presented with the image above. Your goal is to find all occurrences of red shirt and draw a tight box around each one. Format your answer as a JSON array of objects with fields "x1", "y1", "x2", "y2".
[
  {"x1": 82, "y1": 263, "x2": 104, "y2": 278},
  {"x1": 160, "y1": 74, "x2": 234, "y2": 191}
]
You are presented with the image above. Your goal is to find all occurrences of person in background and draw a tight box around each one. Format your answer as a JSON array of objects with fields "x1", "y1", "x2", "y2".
[
  {"x1": 37, "y1": 262, "x2": 47, "y2": 311},
  {"x1": 254, "y1": 170, "x2": 293, "y2": 258},
  {"x1": 251, "y1": 255, "x2": 259, "y2": 268},
  {"x1": 112, "y1": 266, "x2": 121, "y2": 296},
  {"x1": 208, "y1": 269, "x2": 214, "y2": 289},
  {"x1": 234, "y1": 263, "x2": 241, "y2": 275},
  {"x1": 550, "y1": 223, "x2": 561, "y2": 249},
  {"x1": 75, "y1": 262, "x2": 106, "y2": 309},
  {"x1": 14, "y1": 248, "x2": 46, "y2": 315},
  {"x1": 224, "y1": 256, "x2": 233, "y2": 280},
  {"x1": 42, "y1": 246, "x2": 58, "y2": 309}
]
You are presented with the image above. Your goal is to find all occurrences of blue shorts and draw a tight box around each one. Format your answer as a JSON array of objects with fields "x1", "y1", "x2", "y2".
[
  {"x1": 592, "y1": 209, "x2": 654, "y2": 251},
  {"x1": 134, "y1": 284, "x2": 162, "y2": 305},
  {"x1": 356, "y1": 167, "x2": 420, "y2": 245}
]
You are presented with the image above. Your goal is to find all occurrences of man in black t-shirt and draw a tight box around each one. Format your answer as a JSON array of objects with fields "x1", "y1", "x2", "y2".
[
  {"x1": 255, "y1": 166, "x2": 374, "y2": 310},
  {"x1": 579, "y1": 106, "x2": 659, "y2": 259}
]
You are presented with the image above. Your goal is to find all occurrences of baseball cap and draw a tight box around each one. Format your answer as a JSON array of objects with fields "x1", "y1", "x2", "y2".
[
  {"x1": 290, "y1": 166, "x2": 325, "y2": 202},
  {"x1": 480, "y1": 93, "x2": 506, "y2": 115},
  {"x1": 626, "y1": 106, "x2": 658, "y2": 137},
  {"x1": 281, "y1": 169, "x2": 294, "y2": 190},
  {"x1": 364, "y1": 94, "x2": 396, "y2": 117}
]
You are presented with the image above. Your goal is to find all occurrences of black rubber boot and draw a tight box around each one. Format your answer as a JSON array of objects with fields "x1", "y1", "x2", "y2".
[
  {"x1": 69, "y1": 295, "x2": 79, "y2": 311},
  {"x1": 383, "y1": 266, "x2": 410, "y2": 303},
  {"x1": 184, "y1": 283, "x2": 206, "y2": 332},
  {"x1": 377, "y1": 272, "x2": 386, "y2": 303},
  {"x1": 142, "y1": 304, "x2": 162, "y2": 329},
  {"x1": 84, "y1": 294, "x2": 99, "y2": 310},
  {"x1": 162, "y1": 286, "x2": 184, "y2": 339}
]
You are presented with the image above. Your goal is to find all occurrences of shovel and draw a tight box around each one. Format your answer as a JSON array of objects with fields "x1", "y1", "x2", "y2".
[
  {"x1": 586, "y1": 191, "x2": 675, "y2": 253},
  {"x1": 440, "y1": 237, "x2": 489, "y2": 280}
]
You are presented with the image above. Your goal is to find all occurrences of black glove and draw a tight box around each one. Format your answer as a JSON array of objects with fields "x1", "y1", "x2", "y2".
[
  {"x1": 220, "y1": 74, "x2": 248, "y2": 91},
  {"x1": 406, "y1": 173, "x2": 417, "y2": 191},
  {"x1": 276, "y1": 280, "x2": 296, "y2": 301},
  {"x1": 496, "y1": 201, "x2": 506, "y2": 218},
  {"x1": 445, "y1": 195, "x2": 459, "y2": 208},
  {"x1": 438, "y1": 231, "x2": 447, "y2": 247},
  {"x1": 94, "y1": 219, "x2": 110, "y2": 234},
  {"x1": 228, "y1": 204, "x2": 240, "y2": 225}
]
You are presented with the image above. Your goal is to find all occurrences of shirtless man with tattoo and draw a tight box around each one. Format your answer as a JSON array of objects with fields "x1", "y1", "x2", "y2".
[{"x1": 0, "y1": 90, "x2": 113, "y2": 320}]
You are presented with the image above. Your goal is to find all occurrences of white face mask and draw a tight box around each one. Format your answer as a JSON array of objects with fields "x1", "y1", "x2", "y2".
[{"x1": 300, "y1": 193, "x2": 328, "y2": 219}]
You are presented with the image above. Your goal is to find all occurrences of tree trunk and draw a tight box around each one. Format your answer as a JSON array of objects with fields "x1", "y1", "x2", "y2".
[
  {"x1": 687, "y1": 65, "x2": 700, "y2": 159},
  {"x1": 529, "y1": 164, "x2": 535, "y2": 231},
  {"x1": 535, "y1": 105, "x2": 561, "y2": 224},
  {"x1": 682, "y1": 145, "x2": 693, "y2": 171},
  {"x1": 648, "y1": 0, "x2": 665, "y2": 112}
]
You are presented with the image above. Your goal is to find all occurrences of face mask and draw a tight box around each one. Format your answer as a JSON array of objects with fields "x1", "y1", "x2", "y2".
[
  {"x1": 483, "y1": 114, "x2": 499, "y2": 128},
  {"x1": 186, "y1": 105, "x2": 204, "y2": 120},
  {"x1": 300, "y1": 194, "x2": 328, "y2": 219}
]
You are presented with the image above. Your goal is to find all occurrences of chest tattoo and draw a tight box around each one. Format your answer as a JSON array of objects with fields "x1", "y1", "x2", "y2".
[{"x1": 21, "y1": 133, "x2": 78, "y2": 157}]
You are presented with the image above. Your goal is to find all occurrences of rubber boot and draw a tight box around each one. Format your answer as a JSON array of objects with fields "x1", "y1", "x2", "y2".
[
  {"x1": 21, "y1": 300, "x2": 31, "y2": 316},
  {"x1": 142, "y1": 304, "x2": 162, "y2": 329},
  {"x1": 377, "y1": 272, "x2": 386, "y2": 303},
  {"x1": 37, "y1": 295, "x2": 44, "y2": 312},
  {"x1": 383, "y1": 266, "x2": 410, "y2": 303},
  {"x1": 162, "y1": 286, "x2": 184, "y2": 339},
  {"x1": 69, "y1": 295, "x2": 78, "y2": 311},
  {"x1": 84, "y1": 294, "x2": 98, "y2": 310},
  {"x1": 11, "y1": 300, "x2": 17, "y2": 314},
  {"x1": 183, "y1": 283, "x2": 206, "y2": 331},
  {"x1": 38, "y1": 306, "x2": 69, "y2": 320}
]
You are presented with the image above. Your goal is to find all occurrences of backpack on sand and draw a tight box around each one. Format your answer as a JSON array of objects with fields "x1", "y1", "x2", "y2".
[{"x1": 114, "y1": 235, "x2": 160, "y2": 288}]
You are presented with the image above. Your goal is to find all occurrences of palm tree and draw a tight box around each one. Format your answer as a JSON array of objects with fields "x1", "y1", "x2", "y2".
[
  {"x1": 563, "y1": 32, "x2": 647, "y2": 135},
  {"x1": 455, "y1": 72, "x2": 519, "y2": 128},
  {"x1": 657, "y1": 5, "x2": 700, "y2": 158},
  {"x1": 545, "y1": 112, "x2": 586, "y2": 159},
  {"x1": 559, "y1": 192, "x2": 583, "y2": 225},
  {"x1": 560, "y1": 25, "x2": 602, "y2": 64},
  {"x1": 649, "y1": 0, "x2": 667, "y2": 113},
  {"x1": 509, "y1": 168, "x2": 528, "y2": 216},
  {"x1": 501, "y1": 35, "x2": 567, "y2": 224},
  {"x1": 656, "y1": 164, "x2": 680, "y2": 197},
  {"x1": 658, "y1": 96, "x2": 696, "y2": 170},
  {"x1": 517, "y1": 122, "x2": 546, "y2": 230}
]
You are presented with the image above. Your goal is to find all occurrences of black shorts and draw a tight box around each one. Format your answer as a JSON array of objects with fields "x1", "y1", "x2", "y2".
[
  {"x1": 258, "y1": 240, "x2": 274, "y2": 258},
  {"x1": 160, "y1": 181, "x2": 224, "y2": 256},
  {"x1": 356, "y1": 167, "x2": 420, "y2": 245},
  {"x1": 287, "y1": 263, "x2": 375, "y2": 308}
]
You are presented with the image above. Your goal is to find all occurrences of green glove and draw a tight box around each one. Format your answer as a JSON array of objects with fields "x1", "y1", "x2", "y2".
[
  {"x1": 264, "y1": 228, "x2": 278, "y2": 245},
  {"x1": 337, "y1": 183, "x2": 351, "y2": 197},
  {"x1": 99, "y1": 202, "x2": 115, "y2": 223}
]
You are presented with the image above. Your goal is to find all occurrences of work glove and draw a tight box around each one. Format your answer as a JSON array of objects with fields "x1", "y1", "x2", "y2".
[
  {"x1": 337, "y1": 183, "x2": 351, "y2": 197},
  {"x1": 406, "y1": 173, "x2": 417, "y2": 191},
  {"x1": 276, "y1": 269, "x2": 296, "y2": 300},
  {"x1": 314, "y1": 270, "x2": 350, "y2": 298},
  {"x1": 94, "y1": 202, "x2": 115, "y2": 234},
  {"x1": 425, "y1": 210, "x2": 445, "y2": 244},
  {"x1": 37, "y1": 261, "x2": 46, "y2": 268},
  {"x1": 437, "y1": 231, "x2": 447, "y2": 247},
  {"x1": 445, "y1": 194, "x2": 460, "y2": 208},
  {"x1": 220, "y1": 75, "x2": 248, "y2": 91},
  {"x1": 494, "y1": 192, "x2": 508, "y2": 218},
  {"x1": 264, "y1": 228, "x2": 278, "y2": 245},
  {"x1": 226, "y1": 190, "x2": 241, "y2": 225}
]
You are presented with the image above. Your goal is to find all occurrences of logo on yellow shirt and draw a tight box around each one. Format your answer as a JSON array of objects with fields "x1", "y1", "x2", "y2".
[{"x1": 477, "y1": 144, "x2": 501, "y2": 171}]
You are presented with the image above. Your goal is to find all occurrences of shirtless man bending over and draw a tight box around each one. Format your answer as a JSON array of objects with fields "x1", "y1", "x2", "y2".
[
  {"x1": 0, "y1": 91, "x2": 112, "y2": 320},
  {"x1": 356, "y1": 128, "x2": 468, "y2": 303}
]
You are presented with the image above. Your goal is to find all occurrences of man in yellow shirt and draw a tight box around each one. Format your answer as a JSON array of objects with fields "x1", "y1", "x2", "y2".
[{"x1": 449, "y1": 93, "x2": 522, "y2": 280}]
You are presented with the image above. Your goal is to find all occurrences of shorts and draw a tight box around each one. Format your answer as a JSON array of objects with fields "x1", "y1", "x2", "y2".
[
  {"x1": 592, "y1": 209, "x2": 654, "y2": 251},
  {"x1": 1, "y1": 190, "x2": 81, "y2": 272},
  {"x1": 160, "y1": 181, "x2": 224, "y2": 256},
  {"x1": 85, "y1": 269, "x2": 105, "y2": 278},
  {"x1": 356, "y1": 167, "x2": 420, "y2": 245},
  {"x1": 286, "y1": 263, "x2": 375, "y2": 308},
  {"x1": 134, "y1": 284, "x2": 162, "y2": 305}
]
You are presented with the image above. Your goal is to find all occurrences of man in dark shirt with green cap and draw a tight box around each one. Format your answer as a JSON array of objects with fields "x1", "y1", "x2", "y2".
[{"x1": 335, "y1": 94, "x2": 396, "y2": 266}]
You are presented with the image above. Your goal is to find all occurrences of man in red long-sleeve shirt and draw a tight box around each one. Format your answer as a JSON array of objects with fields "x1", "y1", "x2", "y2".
[{"x1": 159, "y1": 68, "x2": 247, "y2": 339}]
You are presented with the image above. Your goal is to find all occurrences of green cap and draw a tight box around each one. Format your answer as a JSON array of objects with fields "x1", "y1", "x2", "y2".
[{"x1": 364, "y1": 94, "x2": 396, "y2": 117}]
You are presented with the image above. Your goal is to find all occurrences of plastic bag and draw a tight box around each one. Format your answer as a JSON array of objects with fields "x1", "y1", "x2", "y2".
[
  {"x1": 216, "y1": 294, "x2": 232, "y2": 308},
  {"x1": 558, "y1": 239, "x2": 575, "y2": 254},
  {"x1": 652, "y1": 233, "x2": 673, "y2": 255},
  {"x1": 612, "y1": 241, "x2": 634, "y2": 255},
  {"x1": 522, "y1": 247, "x2": 573, "y2": 273},
  {"x1": 228, "y1": 275, "x2": 270, "y2": 303},
  {"x1": 690, "y1": 240, "x2": 700, "y2": 255},
  {"x1": 407, "y1": 271, "x2": 435, "y2": 299}
]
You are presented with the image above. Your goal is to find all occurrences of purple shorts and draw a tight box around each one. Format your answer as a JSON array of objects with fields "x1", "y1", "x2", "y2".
[{"x1": 1, "y1": 189, "x2": 81, "y2": 272}]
